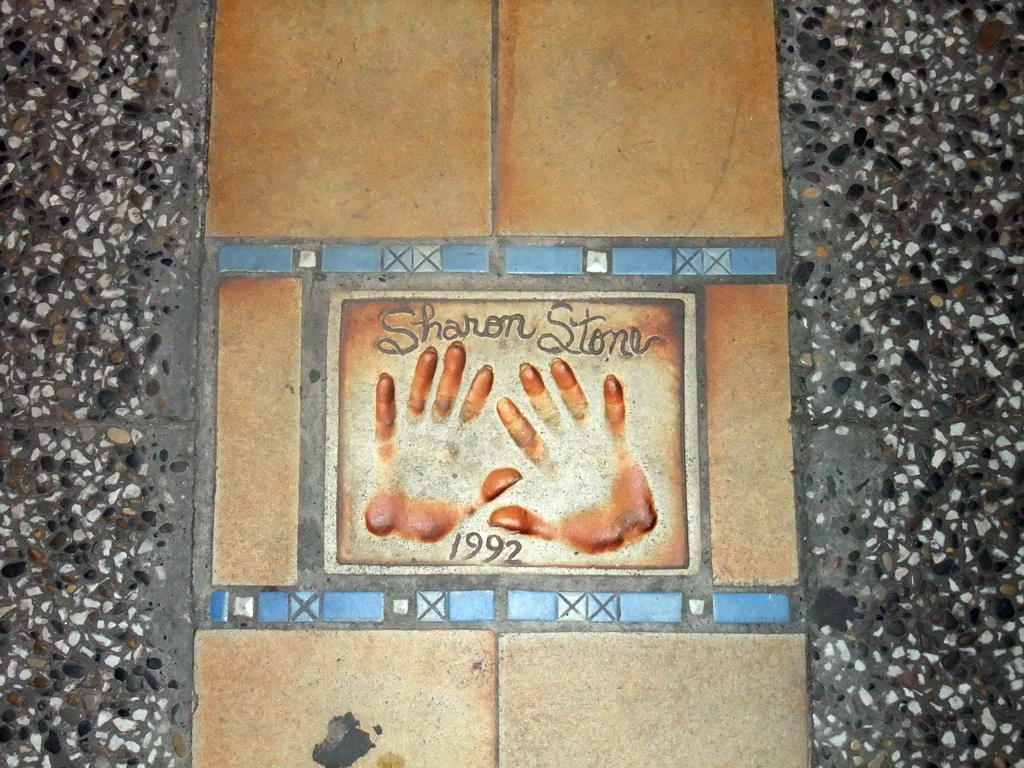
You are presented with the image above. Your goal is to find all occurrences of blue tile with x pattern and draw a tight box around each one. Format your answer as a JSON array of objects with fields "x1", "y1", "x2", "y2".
[
  {"x1": 382, "y1": 245, "x2": 441, "y2": 272},
  {"x1": 702, "y1": 248, "x2": 732, "y2": 274},
  {"x1": 554, "y1": 592, "x2": 621, "y2": 622},
  {"x1": 673, "y1": 247, "x2": 733, "y2": 275},
  {"x1": 588, "y1": 593, "x2": 620, "y2": 622},
  {"x1": 416, "y1": 591, "x2": 448, "y2": 621},
  {"x1": 556, "y1": 592, "x2": 588, "y2": 621},
  {"x1": 289, "y1": 591, "x2": 320, "y2": 622}
]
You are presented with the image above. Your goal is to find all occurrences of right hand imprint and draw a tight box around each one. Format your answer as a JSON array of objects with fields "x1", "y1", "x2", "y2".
[{"x1": 487, "y1": 358, "x2": 658, "y2": 554}]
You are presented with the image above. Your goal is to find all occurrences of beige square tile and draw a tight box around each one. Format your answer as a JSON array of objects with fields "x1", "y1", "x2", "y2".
[
  {"x1": 498, "y1": 633, "x2": 808, "y2": 768},
  {"x1": 705, "y1": 284, "x2": 797, "y2": 585},
  {"x1": 195, "y1": 630, "x2": 497, "y2": 768},
  {"x1": 497, "y1": 0, "x2": 784, "y2": 237},
  {"x1": 214, "y1": 278, "x2": 301, "y2": 585},
  {"x1": 207, "y1": 0, "x2": 492, "y2": 238}
]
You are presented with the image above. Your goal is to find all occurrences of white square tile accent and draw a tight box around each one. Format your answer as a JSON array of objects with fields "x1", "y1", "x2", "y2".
[
  {"x1": 688, "y1": 599, "x2": 706, "y2": 616},
  {"x1": 298, "y1": 249, "x2": 316, "y2": 269},
  {"x1": 585, "y1": 249, "x2": 609, "y2": 273},
  {"x1": 232, "y1": 596, "x2": 254, "y2": 618},
  {"x1": 393, "y1": 598, "x2": 409, "y2": 615}
]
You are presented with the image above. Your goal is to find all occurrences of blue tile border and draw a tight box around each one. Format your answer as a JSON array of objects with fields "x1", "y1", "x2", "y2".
[
  {"x1": 713, "y1": 593, "x2": 791, "y2": 623},
  {"x1": 218, "y1": 244, "x2": 293, "y2": 272},
  {"x1": 508, "y1": 590, "x2": 559, "y2": 621},
  {"x1": 322, "y1": 591, "x2": 385, "y2": 622},
  {"x1": 729, "y1": 247, "x2": 776, "y2": 275},
  {"x1": 556, "y1": 592, "x2": 588, "y2": 621},
  {"x1": 608, "y1": 246, "x2": 777, "y2": 276},
  {"x1": 414, "y1": 590, "x2": 496, "y2": 622},
  {"x1": 448, "y1": 590, "x2": 495, "y2": 622},
  {"x1": 588, "y1": 592, "x2": 620, "y2": 622},
  {"x1": 674, "y1": 247, "x2": 774, "y2": 276},
  {"x1": 249, "y1": 590, "x2": 386, "y2": 623},
  {"x1": 619, "y1": 592, "x2": 683, "y2": 623},
  {"x1": 206, "y1": 588, "x2": 794, "y2": 627},
  {"x1": 289, "y1": 591, "x2": 320, "y2": 622},
  {"x1": 321, "y1": 244, "x2": 493, "y2": 273},
  {"x1": 505, "y1": 245, "x2": 582, "y2": 274},
  {"x1": 672, "y1": 247, "x2": 702, "y2": 275},
  {"x1": 257, "y1": 591, "x2": 289, "y2": 622},
  {"x1": 382, "y1": 245, "x2": 441, "y2": 272},
  {"x1": 508, "y1": 591, "x2": 682, "y2": 623},
  {"x1": 322, "y1": 245, "x2": 380, "y2": 272},
  {"x1": 613, "y1": 247, "x2": 673, "y2": 275},
  {"x1": 210, "y1": 591, "x2": 229, "y2": 622},
  {"x1": 442, "y1": 244, "x2": 490, "y2": 272},
  {"x1": 216, "y1": 243, "x2": 777, "y2": 277}
]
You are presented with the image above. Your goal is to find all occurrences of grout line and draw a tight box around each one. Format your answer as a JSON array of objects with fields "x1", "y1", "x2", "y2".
[
  {"x1": 297, "y1": 267, "x2": 326, "y2": 579},
  {"x1": 490, "y1": 0, "x2": 500, "y2": 237},
  {"x1": 493, "y1": 629, "x2": 501, "y2": 768},
  {"x1": 191, "y1": 250, "x2": 222, "y2": 630},
  {"x1": 203, "y1": 234, "x2": 791, "y2": 249},
  {"x1": 197, "y1": 0, "x2": 218, "y2": 239}
]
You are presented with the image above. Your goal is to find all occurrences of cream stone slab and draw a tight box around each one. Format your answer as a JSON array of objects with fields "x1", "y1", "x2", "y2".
[
  {"x1": 498, "y1": 633, "x2": 808, "y2": 768},
  {"x1": 497, "y1": 0, "x2": 784, "y2": 237},
  {"x1": 213, "y1": 278, "x2": 301, "y2": 585},
  {"x1": 194, "y1": 630, "x2": 497, "y2": 768},
  {"x1": 705, "y1": 284, "x2": 797, "y2": 585},
  {"x1": 324, "y1": 292, "x2": 700, "y2": 574},
  {"x1": 207, "y1": 0, "x2": 492, "y2": 238}
]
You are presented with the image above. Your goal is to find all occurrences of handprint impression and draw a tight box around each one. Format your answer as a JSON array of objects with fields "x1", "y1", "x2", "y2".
[
  {"x1": 488, "y1": 359, "x2": 658, "y2": 554},
  {"x1": 363, "y1": 342, "x2": 522, "y2": 543}
]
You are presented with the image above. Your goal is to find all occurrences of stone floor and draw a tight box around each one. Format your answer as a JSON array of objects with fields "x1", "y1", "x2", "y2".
[{"x1": 1, "y1": 1, "x2": 1022, "y2": 768}]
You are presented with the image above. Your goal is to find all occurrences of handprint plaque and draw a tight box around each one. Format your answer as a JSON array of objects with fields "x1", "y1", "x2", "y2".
[{"x1": 326, "y1": 292, "x2": 698, "y2": 573}]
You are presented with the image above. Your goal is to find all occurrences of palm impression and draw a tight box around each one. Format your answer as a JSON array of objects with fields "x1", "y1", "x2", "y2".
[
  {"x1": 364, "y1": 341, "x2": 521, "y2": 543},
  {"x1": 486, "y1": 358, "x2": 658, "y2": 554}
]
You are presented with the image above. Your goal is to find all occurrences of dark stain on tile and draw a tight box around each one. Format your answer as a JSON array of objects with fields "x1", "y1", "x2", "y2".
[{"x1": 312, "y1": 712, "x2": 380, "y2": 768}]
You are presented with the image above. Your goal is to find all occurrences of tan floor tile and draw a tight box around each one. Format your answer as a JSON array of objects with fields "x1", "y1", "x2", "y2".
[
  {"x1": 498, "y1": 633, "x2": 808, "y2": 768},
  {"x1": 705, "y1": 284, "x2": 797, "y2": 585},
  {"x1": 207, "y1": 0, "x2": 492, "y2": 238},
  {"x1": 214, "y1": 278, "x2": 301, "y2": 585},
  {"x1": 195, "y1": 630, "x2": 497, "y2": 768},
  {"x1": 497, "y1": 0, "x2": 784, "y2": 237}
]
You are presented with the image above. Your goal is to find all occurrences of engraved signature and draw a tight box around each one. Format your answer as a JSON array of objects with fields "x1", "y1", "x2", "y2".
[{"x1": 375, "y1": 301, "x2": 663, "y2": 358}]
